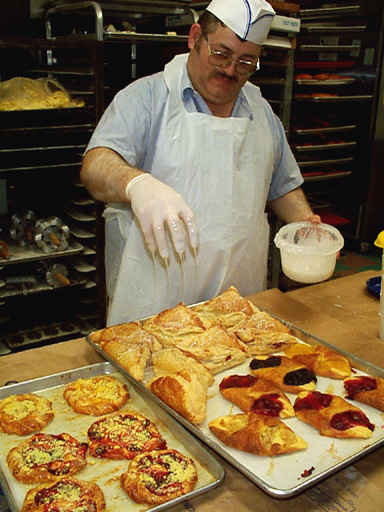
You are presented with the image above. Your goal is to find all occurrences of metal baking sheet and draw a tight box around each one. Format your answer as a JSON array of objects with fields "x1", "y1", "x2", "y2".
[
  {"x1": 0, "y1": 362, "x2": 224, "y2": 512},
  {"x1": 295, "y1": 79, "x2": 355, "y2": 85},
  {"x1": 295, "y1": 142, "x2": 356, "y2": 151},
  {"x1": 86, "y1": 312, "x2": 384, "y2": 499}
]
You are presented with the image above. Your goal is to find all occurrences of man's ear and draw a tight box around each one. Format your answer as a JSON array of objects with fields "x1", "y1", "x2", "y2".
[{"x1": 188, "y1": 23, "x2": 202, "y2": 50}]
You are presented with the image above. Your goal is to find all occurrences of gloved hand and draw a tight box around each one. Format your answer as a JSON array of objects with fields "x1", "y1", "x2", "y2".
[{"x1": 126, "y1": 174, "x2": 199, "y2": 261}]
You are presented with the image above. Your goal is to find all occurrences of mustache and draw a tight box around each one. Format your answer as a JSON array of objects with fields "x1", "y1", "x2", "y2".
[{"x1": 213, "y1": 70, "x2": 238, "y2": 82}]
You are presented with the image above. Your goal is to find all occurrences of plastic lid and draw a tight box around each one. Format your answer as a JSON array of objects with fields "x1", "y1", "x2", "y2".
[{"x1": 274, "y1": 222, "x2": 344, "y2": 256}]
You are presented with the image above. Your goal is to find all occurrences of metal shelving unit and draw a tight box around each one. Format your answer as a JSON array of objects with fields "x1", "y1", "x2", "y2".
[{"x1": 290, "y1": 1, "x2": 384, "y2": 247}]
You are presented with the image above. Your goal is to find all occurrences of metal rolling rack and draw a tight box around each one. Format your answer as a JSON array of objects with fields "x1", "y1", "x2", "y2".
[
  {"x1": 290, "y1": 1, "x2": 384, "y2": 250},
  {"x1": 0, "y1": 37, "x2": 106, "y2": 355}
]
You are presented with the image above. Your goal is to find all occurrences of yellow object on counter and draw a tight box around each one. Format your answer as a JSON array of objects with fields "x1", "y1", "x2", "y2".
[{"x1": 374, "y1": 230, "x2": 384, "y2": 340}]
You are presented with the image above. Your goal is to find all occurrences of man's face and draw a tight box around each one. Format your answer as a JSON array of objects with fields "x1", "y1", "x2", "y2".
[{"x1": 187, "y1": 24, "x2": 261, "y2": 111}]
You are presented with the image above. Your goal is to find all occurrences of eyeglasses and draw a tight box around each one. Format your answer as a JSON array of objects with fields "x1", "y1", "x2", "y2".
[{"x1": 204, "y1": 35, "x2": 260, "y2": 76}]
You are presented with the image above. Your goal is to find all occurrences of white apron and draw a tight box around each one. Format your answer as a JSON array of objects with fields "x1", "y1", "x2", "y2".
[{"x1": 105, "y1": 54, "x2": 274, "y2": 326}]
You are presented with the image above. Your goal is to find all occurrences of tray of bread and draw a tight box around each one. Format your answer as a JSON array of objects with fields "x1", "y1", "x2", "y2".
[
  {"x1": 0, "y1": 362, "x2": 224, "y2": 512},
  {"x1": 86, "y1": 286, "x2": 384, "y2": 498}
]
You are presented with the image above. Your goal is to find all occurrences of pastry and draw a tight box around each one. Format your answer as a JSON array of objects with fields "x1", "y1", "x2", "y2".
[
  {"x1": 152, "y1": 347, "x2": 214, "y2": 389},
  {"x1": 142, "y1": 303, "x2": 206, "y2": 347},
  {"x1": 87, "y1": 411, "x2": 166, "y2": 459},
  {"x1": 21, "y1": 477, "x2": 105, "y2": 512},
  {"x1": 294, "y1": 390, "x2": 375, "y2": 438},
  {"x1": 191, "y1": 285, "x2": 259, "y2": 329},
  {"x1": 285, "y1": 343, "x2": 351, "y2": 379},
  {"x1": 148, "y1": 370, "x2": 207, "y2": 424},
  {"x1": 7, "y1": 432, "x2": 88, "y2": 483},
  {"x1": 344, "y1": 375, "x2": 384, "y2": 411},
  {"x1": 120, "y1": 449, "x2": 197, "y2": 505},
  {"x1": 219, "y1": 374, "x2": 294, "y2": 418},
  {"x1": 208, "y1": 412, "x2": 307, "y2": 456},
  {"x1": 176, "y1": 325, "x2": 247, "y2": 374},
  {"x1": 0, "y1": 393, "x2": 53, "y2": 435},
  {"x1": 250, "y1": 355, "x2": 317, "y2": 394},
  {"x1": 63, "y1": 375, "x2": 129, "y2": 416}
]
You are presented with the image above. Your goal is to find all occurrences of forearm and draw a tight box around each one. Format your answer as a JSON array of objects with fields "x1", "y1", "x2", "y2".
[
  {"x1": 269, "y1": 187, "x2": 319, "y2": 224},
  {"x1": 80, "y1": 147, "x2": 145, "y2": 203}
]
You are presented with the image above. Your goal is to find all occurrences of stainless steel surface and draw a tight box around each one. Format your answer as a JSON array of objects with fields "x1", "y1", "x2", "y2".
[{"x1": 0, "y1": 362, "x2": 224, "y2": 512}]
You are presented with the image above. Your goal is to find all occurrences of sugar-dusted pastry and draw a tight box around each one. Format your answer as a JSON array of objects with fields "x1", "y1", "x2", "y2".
[
  {"x1": 250, "y1": 355, "x2": 317, "y2": 394},
  {"x1": 285, "y1": 342, "x2": 351, "y2": 379},
  {"x1": 90, "y1": 321, "x2": 143, "y2": 345},
  {"x1": 152, "y1": 347, "x2": 214, "y2": 389},
  {"x1": 142, "y1": 303, "x2": 206, "y2": 347},
  {"x1": 294, "y1": 390, "x2": 375, "y2": 439},
  {"x1": 0, "y1": 393, "x2": 54, "y2": 435},
  {"x1": 176, "y1": 325, "x2": 247, "y2": 374},
  {"x1": 234, "y1": 331, "x2": 299, "y2": 356},
  {"x1": 21, "y1": 478, "x2": 105, "y2": 512},
  {"x1": 7, "y1": 433, "x2": 88, "y2": 483},
  {"x1": 191, "y1": 285, "x2": 259, "y2": 329},
  {"x1": 120, "y1": 449, "x2": 197, "y2": 505},
  {"x1": 148, "y1": 370, "x2": 207, "y2": 424},
  {"x1": 208, "y1": 412, "x2": 307, "y2": 456},
  {"x1": 219, "y1": 374, "x2": 294, "y2": 418},
  {"x1": 63, "y1": 375, "x2": 129, "y2": 416},
  {"x1": 344, "y1": 375, "x2": 384, "y2": 411}
]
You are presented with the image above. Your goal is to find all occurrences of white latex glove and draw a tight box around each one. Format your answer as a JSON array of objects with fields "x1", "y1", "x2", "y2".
[{"x1": 125, "y1": 174, "x2": 199, "y2": 261}]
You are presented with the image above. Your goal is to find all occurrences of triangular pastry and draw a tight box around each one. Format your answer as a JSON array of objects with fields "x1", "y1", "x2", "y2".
[
  {"x1": 208, "y1": 412, "x2": 307, "y2": 456},
  {"x1": 148, "y1": 370, "x2": 207, "y2": 425}
]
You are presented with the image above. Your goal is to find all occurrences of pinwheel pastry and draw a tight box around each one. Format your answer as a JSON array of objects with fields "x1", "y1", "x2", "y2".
[
  {"x1": 21, "y1": 478, "x2": 105, "y2": 512},
  {"x1": 7, "y1": 433, "x2": 88, "y2": 483},
  {"x1": 219, "y1": 374, "x2": 294, "y2": 418},
  {"x1": 284, "y1": 342, "x2": 351, "y2": 379},
  {"x1": 294, "y1": 390, "x2": 375, "y2": 439},
  {"x1": 208, "y1": 412, "x2": 307, "y2": 456},
  {"x1": 344, "y1": 375, "x2": 384, "y2": 411},
  {"x1": 120, "y1": 448, "x2": 197, "y2": 505},
  {"x1": 250, "y1": 355, "x2": 317, "y2": 394}
]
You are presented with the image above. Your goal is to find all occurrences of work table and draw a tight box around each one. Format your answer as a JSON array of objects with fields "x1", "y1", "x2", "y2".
[{"x1": 1, "y1": 270, "x2": 383, "y2": 512}]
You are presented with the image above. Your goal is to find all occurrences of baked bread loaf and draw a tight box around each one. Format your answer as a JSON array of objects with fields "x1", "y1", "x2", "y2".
[
  {"x1": 148, "y1": 370, "x2": 207, "y2": 424},
  {"x1": 344, "y1": 375, "x2": 384, "y2": 411},
  {"x1": 87, "y1": 410, "x2": 166, "y2": 459},
  {"x1": 208, "y1": 412, "x2": 307, "y2": 456},
  {"x1": 152, "y1": 348, "x2": 214, "y2": 389},
  {"x1": 21, "y1": 477, "x2": 105, "y2": 512},
  {"x1": 7, "y1": 432, "x2": 88, "y2": 483},
  {"x1": 191, "y1": 286, "x2": 259, "y2": 329},
  {"x1": 294, "y1": 390, "x2": 375, "y2": 438},
  {"x1": 63, "y1": 375, "x2": 129, "y2": 416},
  {"x1": 285, "y1": 343, "x2": 351, "y2": 379},
  {"x1": 250, "y1": 355, "x2": 317, "y2": 394},
  {"x1": 0, "y1": 393, "x2": 53, "y2": 435},
  {"x1": 219, "y1": 374, "x2": 294, "y2": 418},
  {"x1": 120, "y1": 448, "x2": 197, "y2": 505}
]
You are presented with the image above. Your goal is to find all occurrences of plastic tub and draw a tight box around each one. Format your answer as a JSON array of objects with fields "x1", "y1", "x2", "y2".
[{"x1": 274, "y1": 222, "x2": 344, "y2": 284}]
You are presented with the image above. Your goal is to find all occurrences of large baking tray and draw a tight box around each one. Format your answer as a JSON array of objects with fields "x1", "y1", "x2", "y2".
[
  {"x1": 0, "y1": 362, "x2": 224, "y2": 512},
  {"x1": 86, "y1": 311, "x2": 384, "y2": 499}
]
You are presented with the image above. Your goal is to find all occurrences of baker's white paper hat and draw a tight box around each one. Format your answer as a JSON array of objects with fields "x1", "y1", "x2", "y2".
[{"x1": 206, "y1": 0, "x2": 275, "y2": 45}]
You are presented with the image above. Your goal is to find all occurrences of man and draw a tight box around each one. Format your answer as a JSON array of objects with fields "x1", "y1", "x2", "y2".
[{"x1": 81, "y1": 0, "x2": 320, "y2": 326}]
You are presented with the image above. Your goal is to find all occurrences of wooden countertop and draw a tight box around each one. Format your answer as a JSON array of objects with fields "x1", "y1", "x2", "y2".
[{"x1": 1, "y1": 270, "x2": 383, "y2": 511}]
